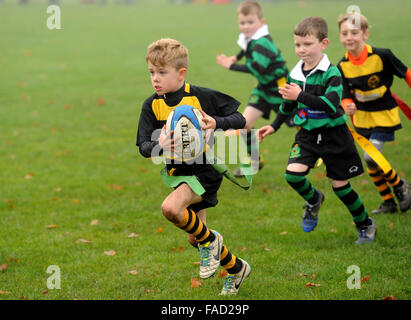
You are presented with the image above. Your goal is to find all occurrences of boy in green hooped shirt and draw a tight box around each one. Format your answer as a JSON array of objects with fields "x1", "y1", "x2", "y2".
[
  {"x1": 217, "y1": 0, "x2": 289, "y2": 177},
  {"x1": 258, "y1": 16, "x2": 377, "y2": 244}
]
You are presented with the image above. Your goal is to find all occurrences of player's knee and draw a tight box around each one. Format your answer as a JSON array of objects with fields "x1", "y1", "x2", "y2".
[{"x1": 161, "y1": 200, "x2": 179, "y2": 222}]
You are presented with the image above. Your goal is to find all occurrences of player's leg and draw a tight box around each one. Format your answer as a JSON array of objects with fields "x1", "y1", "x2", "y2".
[
  {"x1": 187, "y1": 209, "x2": 206, "y2": 248},
  {"x1": 332, "y1": 179, "x2": 376, "y2": 244},
  {"x1": 285, "y1": 163, "x2": 324, "y2": 232},
  {"x1": 363, "y1": 139, "x2": 397, "y2": 213},
  {"x1": 234, "y1": 105, "x2": 264, "y2": 177},
  {"x1": 162, "y1": 184, "x2": 223, "y2": 279},
  {"x1": 364, "y1": 137, "x2": 410, "y2": 212}
]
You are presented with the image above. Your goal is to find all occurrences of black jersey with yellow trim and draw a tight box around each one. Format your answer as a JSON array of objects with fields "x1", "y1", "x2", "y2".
[
  {"x1": 136, "y1": 83, "x2": 244, "y2": 160},
  {"x1": 338, "y1": 45, "x2": 408, "y2": 133}
]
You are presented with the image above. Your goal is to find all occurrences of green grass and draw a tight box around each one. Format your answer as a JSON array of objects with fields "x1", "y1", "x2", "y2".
[{"x1": 0, "y1": 0, "x2": 410, "y2": 300}]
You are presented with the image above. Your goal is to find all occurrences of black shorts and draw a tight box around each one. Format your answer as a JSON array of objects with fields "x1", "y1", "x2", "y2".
[
  {"x1": 248, "y1": 96, "x2": 280, "y2": 119},
  {"x1": 287, "y1": 124, "x2": 364, "y2": 180},
  {"x1": 169, "y1": 163, "x2": 223, "y2": 212}
]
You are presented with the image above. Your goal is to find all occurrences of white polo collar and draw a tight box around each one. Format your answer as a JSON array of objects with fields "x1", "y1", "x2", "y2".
[
  {"x1": 290, "y1": 54, "x2": 331, "y2": 81},
  {"x1": 237, "y1": 24, "x2": 269, "y2": 51}
]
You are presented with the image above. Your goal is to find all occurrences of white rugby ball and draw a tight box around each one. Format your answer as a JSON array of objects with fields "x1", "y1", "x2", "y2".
[{"x1": 165, "y1": 105, "x2": 205, "y2": 162}]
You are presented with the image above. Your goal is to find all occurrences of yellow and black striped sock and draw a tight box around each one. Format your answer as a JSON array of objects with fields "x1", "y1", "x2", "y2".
[
  {"x1": 220, "y1": 245, "x2": 243, "y2": 274},
  {"x1": 176, "y1": 209, "x2": 215, "y2": 245},
  {"x1": 367, "y1": 167, "x2": 395, "y2": 202},
  {"x1": 384, "y1": 168, "x2": 403, "y2": 191}
]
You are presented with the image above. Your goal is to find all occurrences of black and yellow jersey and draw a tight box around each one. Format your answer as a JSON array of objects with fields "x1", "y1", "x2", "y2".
[
  {"x1": 338, "y1": 44, "x2": 409, "y2": 135},
  {"x1": 136, "y1": 83, "x2": 245, "y2": 173}
]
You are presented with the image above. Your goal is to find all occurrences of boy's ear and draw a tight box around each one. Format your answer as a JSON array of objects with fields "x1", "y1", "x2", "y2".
[
  {"x1": 363, "y1": 29, "x2": 370, "y2": 41},
  {"x1": 321, "y1": 38, "x2": 329, "y2": 50},
  {"x1": 178, "y1": 67, "x2": 187, "y2": 81}
]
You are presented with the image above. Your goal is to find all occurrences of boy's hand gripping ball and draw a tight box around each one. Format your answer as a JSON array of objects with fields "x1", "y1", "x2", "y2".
[{"x1": 165, "y1": 105, "x2": 206, "y2": 162}]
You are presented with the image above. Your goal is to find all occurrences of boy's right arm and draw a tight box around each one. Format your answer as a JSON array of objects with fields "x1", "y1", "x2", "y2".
[{"x1": 136, "y1": 100, "x2": 162, "y2": 158}]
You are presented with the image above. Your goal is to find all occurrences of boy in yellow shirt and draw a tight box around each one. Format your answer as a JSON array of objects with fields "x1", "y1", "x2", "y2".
[{"x1": 337, "y1": 13, "x2": 411, "y2": 213}]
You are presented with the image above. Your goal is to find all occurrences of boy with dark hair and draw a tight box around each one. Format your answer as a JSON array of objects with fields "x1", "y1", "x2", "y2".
[
  {"x1": 137, "y1": 38, "x2": 251, "y2": 295},
  {"x1": 258, "y1": 17, "x2": 377, "y2": 244},
  {"x1": 217, "y1": 0, "x2": 289, "y2": 177},
  {"x1": 337, "y1": 13, "x2": 411, "y2": 214}
]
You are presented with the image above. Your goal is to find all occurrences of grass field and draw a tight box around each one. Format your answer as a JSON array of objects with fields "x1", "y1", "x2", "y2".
[{"x1": 0, "y1": 0, "x2": 410, "y2": 300}]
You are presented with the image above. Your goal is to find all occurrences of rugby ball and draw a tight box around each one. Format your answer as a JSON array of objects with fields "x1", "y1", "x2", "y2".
[{"x1": 165, "y1": 105, "x2": 205, "y2": 162}]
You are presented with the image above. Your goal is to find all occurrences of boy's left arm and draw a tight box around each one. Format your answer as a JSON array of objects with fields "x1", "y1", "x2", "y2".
[
  {"x1": 296, "y1": 70, "x2": 343, "y2": 115},
  {"x1": 383, "y1": 48, "x2": 411, "y2": 89}
]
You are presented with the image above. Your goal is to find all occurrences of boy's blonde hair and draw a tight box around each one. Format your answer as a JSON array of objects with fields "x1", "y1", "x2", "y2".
[
  {"x1": 337, "y1": 13, "x2": 369, "y2": 33},
  {"x1": 294, "y1": 16, "x2": 328, "y2": 41},
  {"x1": 238, "y1": 0, "x2": 264, "y2": 19},
  {"x1": 146, "y1": 38, "x2": 188, "y2": 70}
]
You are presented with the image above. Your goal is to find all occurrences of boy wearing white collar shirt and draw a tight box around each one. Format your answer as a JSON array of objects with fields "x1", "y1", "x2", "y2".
[
  {"x1": 258, "y1": 17, "x2": 377, "y2": 244},
  {"x1": 217, "y1": 0, "x2": 289, "y2": 177}
]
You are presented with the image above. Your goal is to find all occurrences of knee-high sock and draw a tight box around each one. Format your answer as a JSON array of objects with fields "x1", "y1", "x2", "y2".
[
  {"x1": 384, "y1": 168, "x2": 403, "y2": 191},
  {"x1": 333, "y1": 183, "x2": 370, "y2": 227},
  {"x1": 285, "y1": 170, "x2": 319, "y2": 205},
  {"x1": 176, "y1": 209, "x2": 215, "y2": 245},
  {"x1": 220, "y1": 245, "x2": 243, "y2": 274},
  {"x1": 367, "y1": 167, "x2": 394, "y2": 202}
]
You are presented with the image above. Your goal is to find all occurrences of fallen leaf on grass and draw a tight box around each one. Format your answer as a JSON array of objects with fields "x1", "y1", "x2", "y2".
[
  {"x1": 128, "y1": 270, "x2": 138, "y2": 275},
  {"x1": 90, "y1": 219, "x2": 99, "y2": 226},
  {"x1": 104, "y1": 250, "x2": 116, "y2": 256},
  {"x1": 108, "y1": 184, "x2": 123, "y2": 190},
  {"x1": 45, "y1": 224, "x2": 57, "y2": 229},
  {"x1": 305, "y1": 282, "x2": 321, "y2": 287},
  {"x1": 6, "y1": 199, "x2": 15, "y2": 209},
  {"x1": 0, "y1": 264, "x2": 7, "y2": 272},
  {"x1": 0, "y1": 290, "x2": 11, "y2": 295},
  {"x1": 190, "y1": 277, "x2": 202, "y2": 288},
  {"x1": 25, "y1": 173, "x2": 34, "y2": 180},
  {"x1": 384, "y1": 295, "x2": 398, "y2": 300},
  {"x1": 156, "y1": 227, "x2": 164, "y2": 234},
  {"x1": 193, "y1": 261, "x2": 200, "y2": 266},
  {"x1": 361, "y1": 275, "x2": 370, "y2": 283},
  {"x1": 217, "y1": 270, "x2": 228, "y2": 278},
  {"x1": 280, "y1": 231, "x2": 288, "y2": 235},
  {"x1": 128, "y1": 232, "x2": 138, "y2": 238},
  {"x1": 97, "y1": 98, "x2": 106, "y2": 106},
  {"x1": 76, "y1": 239, "x2": 92, "y2": 244}
]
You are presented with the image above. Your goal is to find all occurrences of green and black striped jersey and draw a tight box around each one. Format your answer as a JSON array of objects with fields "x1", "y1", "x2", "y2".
[
  {"x1": 271, "y1": 54, "x2": 347, "y2": 131},
  {"x1": 230, "y1": 30, "x2": 288, "y2": 103}
]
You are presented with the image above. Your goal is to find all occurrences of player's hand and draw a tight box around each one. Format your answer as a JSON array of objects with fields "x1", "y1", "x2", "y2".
[
  {"x1": 158, "y1": 125, "x2": 175, "y2": 152},
  {"x1": 257, "y1": 125, "x2": 275, "y2": 143},
  {"x1": 216, "y1": 54, "x2": 236, "y2": 69},
  {"x1": 345, "y1": 102, "x2": 357, "y2": 116},
  {"x1": 279, "y1": 83, "x2": 302, "y2": 101},
  {"x1": 199, "y1": 110, "x2": 217, "y2": 130}
]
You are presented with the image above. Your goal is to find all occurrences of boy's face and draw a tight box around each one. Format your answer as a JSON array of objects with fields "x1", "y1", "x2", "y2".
[
  {"x1": 294, "y1": 34, "x2": 329, "y2": 68},
  {"x1": 339, "y1": 20, "x2": 369, "y2": 55},
  {"x1": 147, "y1": 62, "x2": 186, "y2": 96},
  {"x1": 238, "y1": 13, "x2": 265, "y2": 38}
]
